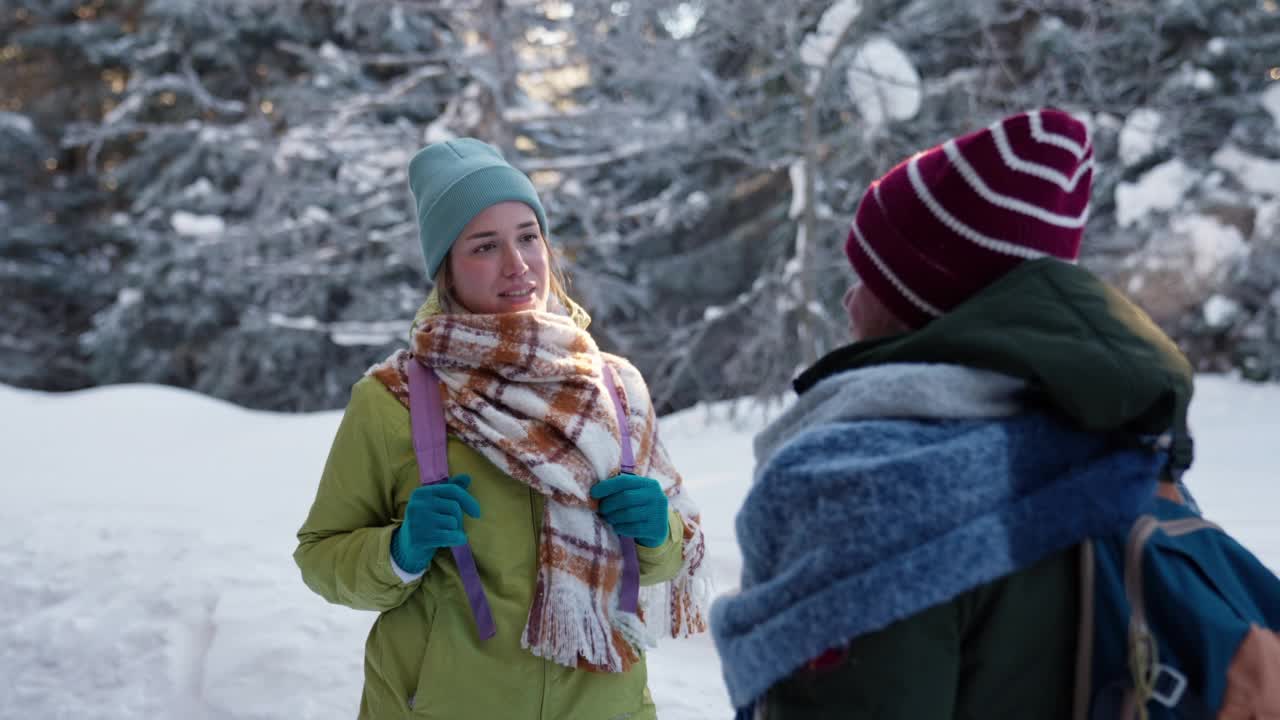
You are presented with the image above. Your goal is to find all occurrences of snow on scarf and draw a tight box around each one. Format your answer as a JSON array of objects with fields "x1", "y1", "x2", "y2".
[{"x1": 368, "y1": 310, "x2": 709, "y2": 672}]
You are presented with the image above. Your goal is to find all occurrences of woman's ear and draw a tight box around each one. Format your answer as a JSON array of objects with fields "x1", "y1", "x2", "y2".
[{"x1": 845, "y1": 282, "x2": 907, "y2": 341}]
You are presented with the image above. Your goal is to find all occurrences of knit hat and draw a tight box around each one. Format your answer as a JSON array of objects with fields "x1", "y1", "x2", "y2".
[
  {"x1": 408, "y1": 138, "x2": 548, "y2": 279},
  {"x1": 846, "y1": 108, "x2": 1093, "y2": 329}
]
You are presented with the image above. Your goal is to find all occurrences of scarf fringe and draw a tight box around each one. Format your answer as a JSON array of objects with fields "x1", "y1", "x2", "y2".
[
  {"x1": 636, "y1": 535, "x2": 714, "y2": 641},
  {"x1": 523, "y1": 574, "x2": 640, "y2": 672}
]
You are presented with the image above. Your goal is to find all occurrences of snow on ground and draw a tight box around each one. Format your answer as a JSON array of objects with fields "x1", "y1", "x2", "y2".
[{"x1": 0, "y1": 377, "x2": 1276, "y2": 719}]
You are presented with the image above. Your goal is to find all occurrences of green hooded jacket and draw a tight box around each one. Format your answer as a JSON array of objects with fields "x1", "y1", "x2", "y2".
[
  {"x1": 764, "y1": 259, "x2": 1194, "y2": 720},
  {"x1": 294, "y1": 375, "x2": 686, "y2": 720}
]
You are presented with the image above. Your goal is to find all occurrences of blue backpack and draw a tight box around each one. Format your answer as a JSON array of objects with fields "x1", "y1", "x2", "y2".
[{"x1": 1078, "y1": 488, "x2": 1280, "y2": 718}]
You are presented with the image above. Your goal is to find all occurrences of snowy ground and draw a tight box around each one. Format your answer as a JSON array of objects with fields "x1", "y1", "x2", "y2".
[{"x1": 1, "y1": 376, "x2": 1276, "y2": 719}]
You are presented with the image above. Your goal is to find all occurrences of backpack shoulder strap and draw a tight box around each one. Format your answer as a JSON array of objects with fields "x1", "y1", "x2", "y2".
[
  {"x1": 602, "y1": 364, "x2": 636, "y2": 473},
  {"x1": 601, "y1": 362, "x2": 641, "y2": 615},
  {"x1": 407, "y1": 360, "x2": 449, "y2": 484},
  {"x1": 406, "y1": 359, "x2": 496, "y2": 641},
  {"x1": 1073, "y1": 539, "x2": 1096, "y2": 720}
]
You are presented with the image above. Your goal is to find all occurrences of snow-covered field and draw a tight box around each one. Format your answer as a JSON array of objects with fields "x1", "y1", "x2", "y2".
[{"x1": 1, "y1": 376, "x2": 1276, "y2": 719}]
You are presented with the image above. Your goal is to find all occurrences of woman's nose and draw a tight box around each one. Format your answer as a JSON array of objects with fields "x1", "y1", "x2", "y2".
[{"x1": 502, "y1": 241, "x2": 529, "y2": 275}]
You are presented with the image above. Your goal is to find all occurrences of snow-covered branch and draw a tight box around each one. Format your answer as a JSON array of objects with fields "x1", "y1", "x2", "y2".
[{"x1": 518, "y1": 142, "x2": 652, "y2": 171}]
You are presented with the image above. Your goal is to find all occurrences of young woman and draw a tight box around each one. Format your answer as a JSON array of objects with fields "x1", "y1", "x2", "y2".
[{"x1": 294, "y1": 138, "x2": 709, "y2": 719}]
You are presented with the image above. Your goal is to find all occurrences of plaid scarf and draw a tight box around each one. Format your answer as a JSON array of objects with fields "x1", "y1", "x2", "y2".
[{"x1": 367, "y1": 310, "x2": 708, "y2": 672}]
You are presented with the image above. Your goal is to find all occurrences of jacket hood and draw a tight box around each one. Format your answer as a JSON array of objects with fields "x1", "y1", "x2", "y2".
[{"x1": 796, "y1": 258, "x2": 1195, "y2": 473}]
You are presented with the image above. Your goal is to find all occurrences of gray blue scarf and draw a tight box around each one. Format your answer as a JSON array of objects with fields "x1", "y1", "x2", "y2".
[{"x1": 710, "y1": 364, "x2": 1165, "y2": 710}]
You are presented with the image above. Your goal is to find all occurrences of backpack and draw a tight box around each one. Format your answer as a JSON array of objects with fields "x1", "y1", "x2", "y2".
[{"x1": 1077, "y1": 484, "x2": 1280, "y2": 719}]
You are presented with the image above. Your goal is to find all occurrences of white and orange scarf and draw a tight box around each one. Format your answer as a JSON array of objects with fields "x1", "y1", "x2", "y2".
[{"x1": 368, "y1": 310, "x2": 708, "y2": 672}]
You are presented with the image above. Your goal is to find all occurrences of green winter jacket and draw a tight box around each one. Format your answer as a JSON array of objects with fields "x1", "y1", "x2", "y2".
[
  {"x1": 294, "y1": 376, "x2": 686, "y2": 720},
  {"x1": 768, "y1": 258, "x2": 1194, "y2": 720}
]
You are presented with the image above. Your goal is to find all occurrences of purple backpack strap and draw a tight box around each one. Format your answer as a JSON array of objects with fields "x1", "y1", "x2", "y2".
[
  {"x1": 601, "y1": 364, "x2": 642, "y2": 615},
  {"x1": 407, "y1": 360, "x2": 496, "y2": 641}
]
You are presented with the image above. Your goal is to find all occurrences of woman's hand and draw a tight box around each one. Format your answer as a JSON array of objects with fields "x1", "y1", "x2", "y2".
[
  {"x1": 391, "y1": 474, "x2": 482, "y2": 574},
  {"x1": 590, "y1": 473, "x2": 669, "y2": 548}
]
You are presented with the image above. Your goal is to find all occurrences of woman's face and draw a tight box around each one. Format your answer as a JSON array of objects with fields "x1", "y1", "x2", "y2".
[{"x1": 447, "y1": 201, "x2": 550, "y2": 314}]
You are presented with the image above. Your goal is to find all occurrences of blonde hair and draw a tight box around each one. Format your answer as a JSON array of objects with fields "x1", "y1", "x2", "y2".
[{"x1": 423, "y1": 235, "x2": 591, "y2": 330}]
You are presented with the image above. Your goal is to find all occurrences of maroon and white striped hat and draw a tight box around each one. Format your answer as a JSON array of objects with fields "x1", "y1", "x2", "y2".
[{"x1": 846, "y1": 108, "x2": 1093, "y2": 329}]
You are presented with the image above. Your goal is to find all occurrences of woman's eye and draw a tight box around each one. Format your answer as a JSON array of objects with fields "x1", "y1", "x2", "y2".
[
  {"x1": 519, "y1": 233, "x2": 539, "y2": 244},
  {"x1": 473, "y1": 242, "x2": 496, "y2": 254}
]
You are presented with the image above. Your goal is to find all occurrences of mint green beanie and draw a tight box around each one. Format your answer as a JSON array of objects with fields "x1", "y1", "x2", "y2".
[{"x1": 407, "y1": 138, "x2": 549, "y2": 279}]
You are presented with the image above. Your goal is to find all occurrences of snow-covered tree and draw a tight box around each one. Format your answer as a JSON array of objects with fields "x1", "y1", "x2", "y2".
[
  {"x1": 562, "y1": 0, "x2": 1280, "y2": 404},
  {"x1": 2, "y1": 0, "x2": 568, "y2": 409},
  {"x1": 5, "y1": 0, "x2": 1279, "y2": 412}
]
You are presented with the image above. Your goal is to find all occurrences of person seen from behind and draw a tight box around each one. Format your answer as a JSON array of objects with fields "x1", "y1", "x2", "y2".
[{"x1": 712, "y1": 108, "x2": 1196, "y2": 719}]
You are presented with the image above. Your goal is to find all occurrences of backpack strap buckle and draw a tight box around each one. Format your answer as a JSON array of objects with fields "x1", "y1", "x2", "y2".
[{"x1": 1150, "y1": 663, "x2": 1187, "y2": 708}]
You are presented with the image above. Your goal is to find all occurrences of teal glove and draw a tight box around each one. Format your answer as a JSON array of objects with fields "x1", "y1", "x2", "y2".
[
  {"x1": 590, "y1": 473, "x2": 669, "y2": 548},
  {"x1": 391, "y1": 474, "x2": 481, "y2": 574}
]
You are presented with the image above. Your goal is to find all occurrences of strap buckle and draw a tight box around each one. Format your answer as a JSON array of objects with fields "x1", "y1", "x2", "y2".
[{"x1": 1150, "y1": 663, "x2": 1187, "y2": 708}]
